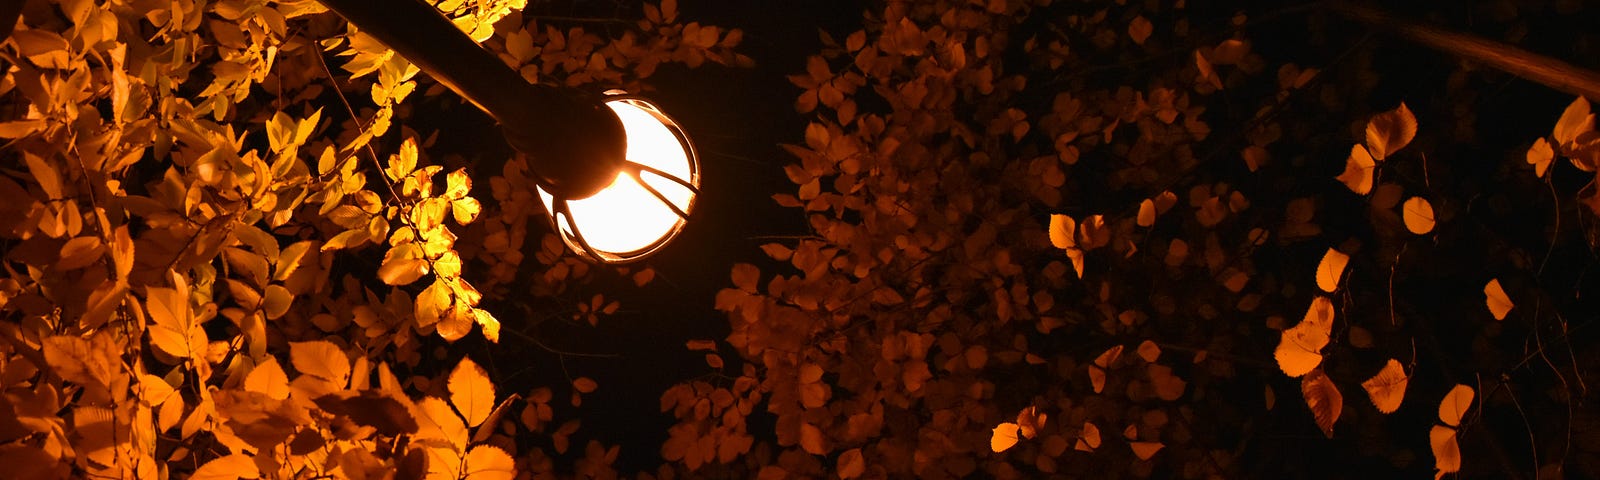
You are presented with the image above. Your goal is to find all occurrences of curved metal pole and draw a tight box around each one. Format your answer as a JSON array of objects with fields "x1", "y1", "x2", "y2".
[{"x1": 315, "y1": 0, "x2": 626, "y2": 199}]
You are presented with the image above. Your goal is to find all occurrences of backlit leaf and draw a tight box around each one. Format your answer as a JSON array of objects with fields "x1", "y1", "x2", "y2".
[
  {"x1": 1438, "y1": 384, "x2": 1474, "y2": 427},
  {"x1": 1048, "y1": 214, "x2": 1076, "y2": 249},
  {"x1": 1137, "y1": 199, "x2": 1156, "y2": 227},
  {"x1": 1275, "y1": 296, "x2": 1334, "y2": 377},
  {"x1": 463, "y1": 445, "x2": 516, "y2": 480},
  {"x1": 990, "y1": 422, "x2": 1020, "y2": 452},
  {"x1": 245, "y1": 357, "x2": 291, "y2": 400},
  {"x1": 1090, "y1": 345, "x2": 1122, "y2": 393},
  {"x1": 1137, "y1": 340, "x2": 1160, "y2": 363},
  {"x1": 1484, "y1": 279, "x2": 1512, "y2": 321},
  {"x1": 1403, "y1": 197, "x2": 1435, "y2": 234},
  {"x1": 1365, "y1": 102, "x2": 1417, "y2": 161},
  {"x1": 573, "y1": 377, "x2": 598, "y2": 394},
  {"x1": 1315, "y1": 248, "x2": 1349, "y2": 293},
  {"x1": 1553, "y1": 96, "x2": 1592, "y2": 147},
  {"x1": 449, "y1": 357, "x2": 494, "y2": 428},
  {"x1": 1336, "y1": 144, "x2": 1375, "y2": 195},
  {"x1": 1129, "y1": 441, "x2": 1164, "y2": 460},
  {"x1": 290, "y1": 340, "x2": 350, "y2": 386},
  {"x1": 1301, "y1": 368, "x2": 1342, "y2": 438},
  {"x1": 191, "y1": 454, "x2": 260, "y2": 480},
  {"x1": 1431, "y1": 425, "x2": 1461, "y2": 479},
  {"x1": 1527, "y1": 138, "x2": 1554, "y2": 178},
  {"x1": 1360, "y1": 359, "x2": 1408, "y2": 414},
  {"x1": 1074, "y1": 422, "x2": 1100, "y2": 452}
]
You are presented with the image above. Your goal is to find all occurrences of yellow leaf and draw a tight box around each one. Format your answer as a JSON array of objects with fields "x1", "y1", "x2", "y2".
[
  {"x1": 1361, "y1": 359, "x2": 1408, "y2": 414},
  {"x1": 1365, "y1": 102, "x2": 1417, "y2": 161},
  {"x1": 1129, "y1": 441, "x2": 1164, "y2": 460},
  {"x1": 1065, "y1": 247, "x2": 1085, "y2": 279},
  {"x1": 416, "y1": 279, "x2": 451, "y2": 328},
  {"x1": 1403, "y1": 197, "x2": 1435, "y2": 235},
  {"x1": 145, "y1": 287, "x2": 202, "y2": 359},
  {"x1": 1137, "y1": 199, "x2": 1156, "y2": 227},
  {"x1": 449, "y1": 357, "x2": 495, "y2": 428},
  {"x1": 1127, "y1": 16, "x2": 1153, "y2": 45},
  {"x1": 463, "y1": 445, "x2": 516, "y2": 480},
  {"x1": 990, "y1": 422, "x2": 1020, "y2": 452},
  {"x1": 290, "y1": 340, "x2": 350, "y2": 386},
  {"x1": 1275, "y1": 296, "x2": 1334, "y2": 377},
  {"x1": 1137, "y1": 340, "x2": 1161, "y2": 363},
  {"x1": 573, "y1": 377, "x2": 598, "y2": 394},
  {"x1": 1090, "y1": 345, "x2": 1122, "y2": 393},
  {"x1": 245, "y1": 357, "x2": 290, "y2": 401},
  {"x1": 1048, "y1": 214, "x2": 1076, "y2": 249},
  {"x1": 1438, "y1": 384, "x2": 1474, "y2": 427},
  {"x1": 1336, "y1": 144, "x2": 1375, "y2": 195},
  {"x1": 191, "y1": 453, "x2": 260, "y2": 480},
  {"x1": 452, "y1": 198, "x2": 482, "y2": 225},
  {"x1": 416, "y1": 396, "x2": 468, "y2": 452},
  {"x1": 378, "y1": 245, "x2": 429, "y2": 286},
  {"x1": 472, "y1": 308, "x2": 501, "y2": 343},
  {"x1": 1527, "y1": 138, "x2": 1554, "y2": 178},
  {"x1": 1301, "y1": 368, "x2": 1342, "y2": 438},
  {"x1": 1484, "y1": 279, "x2": 1512, "y2": 321},
  {"x1": 1074, "y1": 422, "x2": 1100, "y2": 452},
  {"x1": 1315, "y1": 248, "x2": 1349, "y2": 293},
  {"x1": 837, "y1": 448, "x2": 865, "y2": 479},
  {"x1": 1430, "y1": 425, "x2": 1461, "y2": 478}
]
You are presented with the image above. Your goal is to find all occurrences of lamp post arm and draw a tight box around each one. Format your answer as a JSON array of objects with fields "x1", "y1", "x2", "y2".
[{"x1": 315, "y1": 0, "x2": 626, "y2": 199}]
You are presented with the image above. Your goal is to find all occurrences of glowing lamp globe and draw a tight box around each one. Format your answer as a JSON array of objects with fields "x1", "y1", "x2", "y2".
[{"x1": 537, "y1": 94, "x2": 699, "y2": 263}]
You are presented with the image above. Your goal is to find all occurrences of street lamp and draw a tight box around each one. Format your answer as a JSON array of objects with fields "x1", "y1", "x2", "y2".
[{"x1": 316, "y1": 0, "x2": 699, "y2": 263}]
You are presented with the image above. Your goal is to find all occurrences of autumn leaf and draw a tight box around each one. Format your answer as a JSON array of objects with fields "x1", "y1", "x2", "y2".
[
  {"x1": 449, "y1": 357, "x2": 495, "y2": 428},
  {"x1": 1048, "y1": 214, "x2": 1076, "y2": 249},
  {"x1": 1136, "y1": 340, "x2": 1161, "y2": 363},
  {"x1": 1137, "y1": 199, "x2": 1156, "y2": 227},
  {"x1": 1438, "y1": 384, "x2": 1474, "y2": 427},
  {"x1": 463, "y1": 445, "x2": 516, "y2": 480},
  {"x1": 290, "y1": 340, "x2": 350, "y2": 386},
  {"x1": 1360, "y1": 359, "x2": 1408, "y2": 414},
  {"x1": 1128, "y1": 16, "x2": 1153, "y2": 45},
  {"x1": 1403, "y1": 197, "x2": 1435, "y2": 234},
  {"x1": 837, "y1": 448, "x2": 865, "y2": 478},
  {"x1": 1484, "y1": 279, "x2": 1513, "y2": 321},
  {"x1": 1431, "y1": 425, "x2": 1461, "y2": 479},
  {"x1": 799, "y1": 422, "x2": 826, "y2": 455},
  {"x1": 1130, "y1": 441, "x2": 1164, "y2": 460},
  {"x1": 1527, "y1": 138, "x2": 1554, "y2": 178},
  {"x1": 1301, "y1": 368, "x2": 1342, "y2": 438},
  {"x1": 1552, "y1": 96, "x2": 1593, "y2": 148},
  {"x1": 1336, "y1": 144, "x2": 1376, "y2": 195},
  {"x1": 990, "y1": 422, "x2": 1020, "y2": 452},
  {"x1": 1365, "y1": 102, "x2": 1417, "y2": 161},
  {"x1": 245, "y1": 357, "x2": 291, "y2": 400},
  {"x1": 1275, "y1": 296, "x2": 1334, "y2": 377},
  {"x1": 1315, "y1": 248, "x2": 1349, "y2": 293},
  {"x1": 1015, "y1": 406, "x2": 1046, "y2": 439},
  {"x1": 145, "y1": 286, "x2": 205, "y2": 359},
  {"x1": 191, "y1": 454, "x2": 260, "y2": 480},
  {"x1": 573, "y1": 377, "x2": 598, "y2": 394},
  {"x1": 1090, "y1": 345, "x2": 1123, "y2": 393},
  {"x1": 1074, "y1": 422, "x2": 1101, "y2": 452}
]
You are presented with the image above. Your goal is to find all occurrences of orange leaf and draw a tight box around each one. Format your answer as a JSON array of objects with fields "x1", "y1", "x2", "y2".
[
  {"x1": 449, "y1": 357, "x2": 495, "y2": 428},
  {"x1": 1527, "y1": 138, "x2": 1554, "y2": 178},
  {"x1": 290, "y1": 340, "x2": 350, "y2": 386},
  {"x1": 1438, "y1": 384, "x2": 1475, "y2": 427},
  {"x1": 1301, "y1": 368, "x2": 1343, "y2": 438},
  {"x1": 1360, "y1": 359, "x2": 1409, "y2": 414},
  {"x1": 990, "y1": 422, "x2": 1020, "y2": 452},
  {"x1": 1137, "y1": 199, "x2": 1156, "y2": 227},
  {"x1": 463, "y1": 445, "x2": 516, "y2": 480},
  {"x1": 1336, "y1": 144, "x2": 1375, "y2": 195},
  {"x1": 191, "y1": 454, "x2": 260, "y2": 480},
  {"x1": 573, "y1": 377, "x2": 598, "y2": 394},
  {"x1": 1484, "y1": 279, "x2": 1513, "y2": 321},
  {"x1": 1128, "y1": 16, "x2": 1153, "y2": 45},
  {"x1": 1090, "y1": 345, "x2": 1122, "y2": 393},
  {"x1": 800, "y1": 423, "x2": 826, "y2": 455},
  {"x1": 1315, "y1": 248, "x2": 1349, "y2": 293},
  {"x1": 1048, "y1": 214, "x2": 1076, "y2": 249},
  {"x1": 1129, "y1": 441, "x2": 1164, "y2": 460},
  {"x1": 1275, "y1": 296, "x2": 1333, "y2": 377},
  {"x1": 1403, "y1": 197, "x2": 1435, "y2": 235},
  {"x1": 244, "y1": 357, "x2": 290, "y2": 400},
  {"x1": 1431, "y1": 425, "x2": 1461, "y2": 478},
  {"x1": 1074, "y1": 422, "x2": 1101, "y2": 452},
  {"x1": 1365, "y1": 102, "x2": 1417, "y2": 161},
  {"x1": 837, "y1": 448, "x2": 865, "y2": 478}
]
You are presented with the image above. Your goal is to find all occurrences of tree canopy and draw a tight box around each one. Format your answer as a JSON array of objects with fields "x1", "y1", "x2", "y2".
[{"x1": 0, "y1": 0, "x2": 1597, "y2": 478}]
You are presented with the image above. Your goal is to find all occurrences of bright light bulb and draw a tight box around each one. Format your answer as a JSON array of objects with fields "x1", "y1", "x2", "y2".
[{"x1": 538, "y1": 96, "x2": 698, "y2": 262}]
